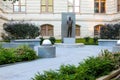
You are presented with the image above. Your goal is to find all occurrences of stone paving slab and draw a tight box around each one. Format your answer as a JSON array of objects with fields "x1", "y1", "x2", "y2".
[{"x1": 0, "y1": 46, "x2": 112, "y2": 80}]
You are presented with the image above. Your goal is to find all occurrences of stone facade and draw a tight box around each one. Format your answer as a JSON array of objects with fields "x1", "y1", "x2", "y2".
[{"x1": 0, "y1": 0, "x2": 120, "y2": 40}]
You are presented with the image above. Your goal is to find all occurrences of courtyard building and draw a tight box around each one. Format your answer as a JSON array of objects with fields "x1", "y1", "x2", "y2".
[{"x1": 0, "y1": 0, "x2": 120, "y2": 40}]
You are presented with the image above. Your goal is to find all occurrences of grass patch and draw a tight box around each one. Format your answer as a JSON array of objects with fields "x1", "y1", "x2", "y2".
[{"x1": 55, "y1": 38, "x2": 98, "y2": 45}]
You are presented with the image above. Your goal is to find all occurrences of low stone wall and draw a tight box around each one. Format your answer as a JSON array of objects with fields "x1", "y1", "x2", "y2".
[
  {"x1": 98, "y1": 39, "x2": 118, "y2": 46},
  {"x1": 1, "y1": 43, "x2": 34, "y2": 49},
  {"x1": 11, "y1": 39, "x2": 40, "y2": 46}
]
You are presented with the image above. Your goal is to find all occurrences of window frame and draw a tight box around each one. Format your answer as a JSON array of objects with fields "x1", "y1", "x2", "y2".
[
  {"x1": 67, "y1": 0, "x2": 80, "y2": 13},
  {"x1": 94, "y1": 0, "x2": 106, "y2": 13},
  {"x1": 13, "y1": 0, "x2": 26, "y2": 13},
  {"x1": 41, "y1": 0, "x2": 54, "y2": 13},
  {"x1": 117, "y1": 0, "x2": 120, "y2": 12}
]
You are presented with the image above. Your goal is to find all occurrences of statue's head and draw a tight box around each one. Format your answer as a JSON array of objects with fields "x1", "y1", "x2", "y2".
[{"x1": 69, "y1": 17, "x2": 71, "y2": 20}]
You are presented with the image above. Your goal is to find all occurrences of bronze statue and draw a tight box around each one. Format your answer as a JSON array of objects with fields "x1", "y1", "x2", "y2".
[{"x1": 67, "y1": 17, "x2": 73, "y2": 37}]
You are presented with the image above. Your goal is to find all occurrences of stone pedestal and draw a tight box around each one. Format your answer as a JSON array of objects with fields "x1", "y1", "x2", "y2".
[
  {"x1": 38, "y1": 46, "x2": 56, "y2": 58},
  {"x1": 63, "y1": 38, "x2": 75, "y2": 44},
  {"x1": 112, "y1": 40, "x2": 120, "y2": 53}
]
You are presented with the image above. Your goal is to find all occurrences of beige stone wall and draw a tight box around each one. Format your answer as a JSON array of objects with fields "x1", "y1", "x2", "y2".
[{"x1": 0, "y1": 0, "x2": 120, "y2": 39}]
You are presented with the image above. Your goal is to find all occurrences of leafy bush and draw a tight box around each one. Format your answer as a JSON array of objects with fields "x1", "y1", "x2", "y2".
[
  {"x1": 49, "y1": 37, "x2": 56, "y2": 45},
  {"x1": 32, "y1": 50, "x2": 120, "y2": 80},
  {"x1": 0, "y1": 48, "x2": 16, "y2": 64},
  {"x1": 14, "y1": 45, "x2": 38, "y2": 61},
  {"x1": 93, "y1": 37, "x2": 98, "y2": 44},
  {"x1": 40, "y1": 37, "x2": 44, "y2": 45},
  {"x1": 0, "y1": 45, "x2": 38, "y2": 65},
  {"x1": 84, "y1": 37, "x2": 90, "y2": 43},
  {"x1": 2, "y1": 21, "x2": 39, "y2": 40},
  {"x1": 100, "y1": 23, "x2": 120, "y2": 39}
]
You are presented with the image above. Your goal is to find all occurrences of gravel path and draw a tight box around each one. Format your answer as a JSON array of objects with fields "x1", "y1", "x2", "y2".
[{"x1": 0, "y1": 45, "x2": 112, "y2": 80}]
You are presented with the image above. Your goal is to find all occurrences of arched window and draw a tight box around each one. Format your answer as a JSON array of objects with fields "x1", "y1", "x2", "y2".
[
  {"x1": 13, "y1": 0, "x2": 26, "y2": 12},
  {"x1": 40, "y1": 24, "x2": 54, "y2": 36},
  {"x1": 76, "y1": 25, "x2": 80, "y2": 36},
  {"x1": 68, "y1": 0, "x2": 80, "y2": 13},
  {"x1": 41, "y1": 0, "x2": 53, "y2": 13},
  {"x1": 117, "y1": 0, "x2": 120, "y2": 12},
  {"x1": 94, "y1": 25, "x2": 103, "y2": 37},
  {"x1": 94, "y1": 0, "x2": 106, "y2": 13}
]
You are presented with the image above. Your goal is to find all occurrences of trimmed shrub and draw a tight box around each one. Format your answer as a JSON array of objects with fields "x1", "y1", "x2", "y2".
[
  {"x1": 0, "y1": 48, "x2": 16, "y2": 64},
  {"x1": 84, "y1": 37, "x2": 90, "y2": 43},
  {"x1": 0, "y1": 45, "x2": 38, "y2": 65},
  {"x1": 100, "y1": 23, "x2": 120, "y2": 39},
  {"x1": 40, "y1": 37, "x2": 44, "y2": 45},
  {"x1": 2, "y1": 21, "x2": 39, "y2": 40},
  {"x1": 93, "y1": 37, "x2": 98, "y2": 44},
  {"x1": 49, "y1": 37, "x2": 56, "y2": 45},
  {"x1": 14, "y1": 45, "x2": 38, "y2": 61},
  {"x1": 32, "y1": 50, "x2": 120, "y2": 80}
]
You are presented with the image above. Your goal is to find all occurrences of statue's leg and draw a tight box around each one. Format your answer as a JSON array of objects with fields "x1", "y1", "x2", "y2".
[
  {"x1": 70, "y1": 27, "x2": 72, "y2": 37},
  {"x1": 67, "y1": 27, "x2": 69, "y2": 37},
  {"x1": 68, "y1": 27, "x2": 71, "y2": 37}
]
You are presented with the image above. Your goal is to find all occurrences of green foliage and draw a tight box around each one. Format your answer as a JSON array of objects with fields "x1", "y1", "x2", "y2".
[
  {"x1": 40, "y1": 37, "x2": 44, "y2": 45},
  {"x1": 14, "y1": 45, "x2": 38, "y2": 61},
  {"x1": 0, "y1": 45, "x2": 38, "y2": 65},
  {"x1": 33, "y1": 50, "x2": 120, "y2": 80},
  {"x1": 2, "y1": 22, "x2": 39, "y2": 40},
  {"x1": 93, "y1": 37, "x2": 98, "y2": 44},
  {"x1": 56, "y1": 39, "x2": 61, "y2": 43},
  {"x1": 0, "y1": 48, "x2": 16, "y2": 64},
  {"x1": 49, "y1": 37, "x2": 56, "y2": 45},
  {"x1": 100, "y1": 23, "x2": 120, "y2": 39},
  {"x1": 84, "y1": 37, "x2": 90, "y2": 43}
]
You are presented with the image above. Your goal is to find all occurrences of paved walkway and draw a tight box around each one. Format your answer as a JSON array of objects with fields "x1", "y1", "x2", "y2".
[{"x1": 0, "y1": 45, "x2": 112, "y2": 80}]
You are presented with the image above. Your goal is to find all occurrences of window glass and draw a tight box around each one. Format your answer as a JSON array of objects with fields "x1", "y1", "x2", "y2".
[
  {"x1": 21, "y1": 0, "x2": 25, "y2": 5},
  {"x1": 48, "y1": 6, "x2": 53, "y2": 12},
  {"x1": 48, "y1": 0, "x2": 53, "y2": 5},
  {"x1": 14, "y1": 6, "x2": 19, "y2": 12},
  {"x1": 13, "y1": 0, "x2": 26, "y2": 12},
  {"x1": 68, "y1": 0, "x2": 73, "y2": 6},
  {"x1": 68, "y1": 0, "x2": 80, "y2": 13},
  {"x1": 41, "y1": 0, "x2": 53, "y2": 13},
  {"x1": 94, "y1": 0, "x2": 106, "y2": 13},
  {"x1": 118, "y1": 0, "x2": 120, "y2": 12},
  {"x1": 21, "y1": 6, "x2": 25, "y2": 12},
  {"x1": 68, "y1": 7, "x2": 73, "y2": 12},
  {"x1": 75, "y1": 0, "x2": 79, "y2": 6},
  {"x1": 75, "y1": 7, "x2": 79, "y2": 13},
  {"x1": 41, "y1": 0, "x2": 46, "y2": 5},
  {"x1": 41, "y1": 6, "x2": 46, "y2": 12}
]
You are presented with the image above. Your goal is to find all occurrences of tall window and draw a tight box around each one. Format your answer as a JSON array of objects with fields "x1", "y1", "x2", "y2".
[
  {"x1": 76, "y1": 25, "x2": 80, "y2": 36},
  {"x1": 118, "y1": 0, "x2": 120, "y2": 12},
  {"x1": 68, "y1": 0, "x2": 80, "y2": 13},
  {"x1": 94, "y1": 0, "x2": 106, "y2": 13},
  {"x1": 94, "y1": 25, "x2": 103, "y2": 38},
  {"x1": 13, "y1": 0, "x2": 26, "y2": 12},
  {"x1": 41, "y1": 24, "x2": 54, "y2": 36},
  {"x1": 41, "y1": 0, "x2": 53, "y2": 13}
]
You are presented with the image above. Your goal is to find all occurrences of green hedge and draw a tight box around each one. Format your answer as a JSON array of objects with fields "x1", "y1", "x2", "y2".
[
  {"x1": 32, "y1": 50, "x2": 120, "y2": 80},
  {"x1": 56, "y1": 38, "x2": 98, "y2": 45},
  {"x1": 0, "y1": 45, "x2": 38, "y2": 65}
]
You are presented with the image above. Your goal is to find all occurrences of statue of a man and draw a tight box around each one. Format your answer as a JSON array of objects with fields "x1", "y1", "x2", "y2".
[{"x1": 67, "y1": 17, "x2": 73, "y2": 37}]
